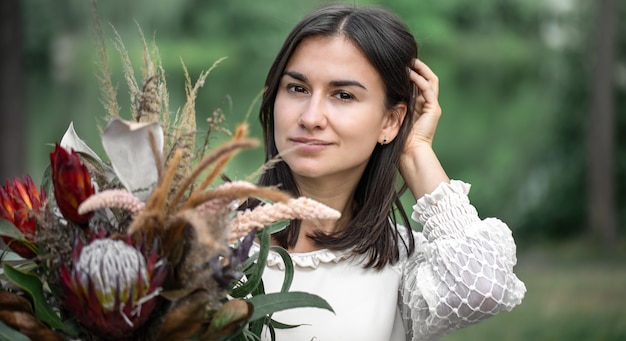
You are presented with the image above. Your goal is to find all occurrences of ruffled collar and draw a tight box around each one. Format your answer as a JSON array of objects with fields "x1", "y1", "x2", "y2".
[{"x1": 250, "y1": 243, "x2": 353, "y2": 270}]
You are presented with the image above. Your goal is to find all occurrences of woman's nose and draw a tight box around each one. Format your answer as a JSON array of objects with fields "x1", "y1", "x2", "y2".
[{"x1": 298, "y1": 95, "x2": 327, "y2": 130}]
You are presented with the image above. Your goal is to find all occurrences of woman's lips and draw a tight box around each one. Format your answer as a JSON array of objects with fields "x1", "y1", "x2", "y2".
[{"x1": 290, "y1": 138, "x2": 331, "y2": 152}]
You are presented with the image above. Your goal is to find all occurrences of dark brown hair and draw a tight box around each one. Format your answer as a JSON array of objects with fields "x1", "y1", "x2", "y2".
[{"x1": 254, "y1": 5, "x2": 417, "y2": 269}]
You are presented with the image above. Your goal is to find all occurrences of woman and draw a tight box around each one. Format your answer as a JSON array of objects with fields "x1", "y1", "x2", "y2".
[{"x1": 248, "y1": 4, "x2": 526, "y2": 340}]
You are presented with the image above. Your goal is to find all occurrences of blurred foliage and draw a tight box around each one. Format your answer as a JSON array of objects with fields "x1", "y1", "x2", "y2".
[{"x1": 18, "y1": 0, "x2": 625, "y2": 245}]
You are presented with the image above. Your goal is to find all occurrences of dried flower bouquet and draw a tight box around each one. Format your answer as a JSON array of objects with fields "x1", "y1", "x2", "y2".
[{"x1": 0, "y1": 19, "x2": 338, "y2": 341}]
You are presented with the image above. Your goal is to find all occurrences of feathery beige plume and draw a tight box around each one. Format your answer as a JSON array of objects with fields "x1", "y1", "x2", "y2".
[
  {"x1": 90, "y1": 0, "x2": 120, "y2": 120},
  {"x1": 78, "y1": 189, "x2": 145, "y2": 216},
  {"x1": 194, "y1": 181, "x2": 257, "y2": 215},
  {"x1": 170, "y1": 57, "x2": 227, "y2": 180},
  {"x1": 138, "y1": 22, "x2": 155, "y2": 80},
  {"x1": 228, "y1": 197, "x2": 341, "y2": 244},
  {"x1": 134, "y1": 25, "x2": 162, "y2": 124},
  {"x1": 172, "y1": 138, "x2": 260, "y2": 212},
  {"x1": 110, "y1": 25, "x2": 140, "y2": 119}
]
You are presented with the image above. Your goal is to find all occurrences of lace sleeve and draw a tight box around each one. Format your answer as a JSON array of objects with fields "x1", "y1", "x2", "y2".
[{"x1": 398, "y1": 180, "x2": 526, "y2": 341}]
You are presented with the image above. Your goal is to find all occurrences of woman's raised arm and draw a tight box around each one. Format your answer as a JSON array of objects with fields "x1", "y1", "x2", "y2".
[{"x1": 400, "y1": 59, "x2": 450, "y2": 199}]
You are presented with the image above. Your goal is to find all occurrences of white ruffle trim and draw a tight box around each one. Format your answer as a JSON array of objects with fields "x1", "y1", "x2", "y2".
[
  {"x1": 250, "y1": 243, "x2": 352, "y2": 270},
  {"x1": 412, "y1": 180, "x2": 471, "y2": 217},
  {"x1": 411, "y1": 180, "x2": 480, "y2": 242}
]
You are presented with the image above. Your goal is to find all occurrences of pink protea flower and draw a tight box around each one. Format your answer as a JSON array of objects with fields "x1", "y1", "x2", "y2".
[
  {"x1": 50, "y1": 144, "x2": 95, "y2": 225},
  {"x1": 0, "y1": 176, "x2": 46, "y2": 258},
  {"x1": 59, "y1": 237, "x2": 167, "y2": 339}
]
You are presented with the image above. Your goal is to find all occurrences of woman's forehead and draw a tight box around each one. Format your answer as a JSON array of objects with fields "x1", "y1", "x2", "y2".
[{"x1": 284, "y1": 36, "x2": 381, "y2": 87}]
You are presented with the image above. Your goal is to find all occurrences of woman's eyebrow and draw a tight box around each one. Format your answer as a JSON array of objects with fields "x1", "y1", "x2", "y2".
[
  {"x1": 329, "y1": 80, "x2": 367, "y2": 90},
  {"x1": 283, "y1": 70, "x2": 367, "y2": 90},
  {"x1": 284, "y1": 71, "x2": 308, "y2": 82}
]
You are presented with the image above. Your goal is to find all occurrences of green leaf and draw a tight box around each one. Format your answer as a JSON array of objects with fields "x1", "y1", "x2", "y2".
[
  {"x1": 246, "y1": 292, "x2": 334, "y2": 322},
  {"x1": 239, "y1": 252, "x2": 259, "y2": 277},
  {"x1": 40, "y1": 163, "x2": 53, "y2": 200},
  {"x1": 264, "y1": 221, "x2": 288, "y2": 235},
  {"x1": 0, "y1": 220, "x2": 25, "y2": 241},
  {"x1": 269, "y1": 246, "x2": 293, "y2": 293},
  {"x1": 246, "y1": 317, "x2": 263, "y2": 339},
  {"x1": 266, "y1": 321, "x2": 275, "y2": 341},
  {"x1": 207, "y1": 299, "x2": 252, "y2": 335},
  {"x1": 230, "y1": 228, "x2": 270, "y2": 298},
  {"x1": 0, "y1": 250, "x2": 27, "y2": 262},
  {"x1": 2, "y1": 264, "x2": 69, "y2": 333},
  {"x1": 0, "y1": 320, "x2": 29, "y2": 341},
  {"x1": 233, "y1": 223, "x2": 289, "y2": 290},
  {"x1": 269, "y1": 318, "x2": 301, "y2": 330}
]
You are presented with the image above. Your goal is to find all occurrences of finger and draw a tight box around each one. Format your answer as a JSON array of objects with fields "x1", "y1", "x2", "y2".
[
  {"x1": 416, "y1": 95, "x2": 426, "y2": 109},
  {"x1": 409, "y1": 69, "x2": 438, "y2": 106},
  {"x1": 412, "y1": 59, "x2": 438, "y2": 83},
  {"x1": 411, "y1": 59, "x2": 439, "y2": 96}
]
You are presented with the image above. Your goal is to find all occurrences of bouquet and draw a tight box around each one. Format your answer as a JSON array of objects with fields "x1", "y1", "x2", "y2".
[{"x1": 0, "y1": 21, "x2": 337, "y2": 341}]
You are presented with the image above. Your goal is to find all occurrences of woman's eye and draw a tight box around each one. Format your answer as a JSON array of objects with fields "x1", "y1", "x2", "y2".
[
  {"x1": 334, "y1": 91, "x2": 354, "y2": 101},
  {"x1": 287, "y1": 84, "x2": 307, "y2": 94}
]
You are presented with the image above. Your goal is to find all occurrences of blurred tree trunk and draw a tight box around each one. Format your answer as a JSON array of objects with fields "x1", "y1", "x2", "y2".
[
  {"x1": 587, "y1": 0, "x2": 617, "y2": 249},
  {"x1": 0, "y1": 0, "x2": 26, "y2": 183}
]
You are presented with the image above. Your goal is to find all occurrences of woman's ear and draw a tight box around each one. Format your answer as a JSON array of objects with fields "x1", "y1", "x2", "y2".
[{"x1": 379, "y1": 103, "x2": 407, "y2": 144}]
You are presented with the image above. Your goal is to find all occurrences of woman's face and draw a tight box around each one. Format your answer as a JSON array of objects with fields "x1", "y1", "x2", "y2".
[{"x1": 273, "y1": 35, "x2": 392, "y2": 184}]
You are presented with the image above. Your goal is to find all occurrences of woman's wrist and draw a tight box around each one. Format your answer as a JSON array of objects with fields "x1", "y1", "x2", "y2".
[{"x1": 399, "y1": 144, "x2": 450, "y2": 199}]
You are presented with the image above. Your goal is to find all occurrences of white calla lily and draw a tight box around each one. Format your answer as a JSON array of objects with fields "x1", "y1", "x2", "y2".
[
  {"x1": 101, "y1": 119, "x2": 163, "y2": 201},
  {"x1": 60, "y1": 122, "x2": 104, "y2": 163}
]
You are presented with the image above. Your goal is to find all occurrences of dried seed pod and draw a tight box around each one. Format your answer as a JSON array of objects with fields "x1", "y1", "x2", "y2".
[{"x1": 134, "y1": 74, "x2": 161, "y2": 123}]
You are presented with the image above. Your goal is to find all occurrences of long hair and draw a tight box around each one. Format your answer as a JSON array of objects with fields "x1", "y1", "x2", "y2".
[{"x1": 253, "y1": 5, "x2": 417, "y2": 269}]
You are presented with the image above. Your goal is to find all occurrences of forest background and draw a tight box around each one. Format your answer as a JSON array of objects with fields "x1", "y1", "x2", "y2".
[{"x1": 1, "y1": 0, "x2": 624, "y2": 339}]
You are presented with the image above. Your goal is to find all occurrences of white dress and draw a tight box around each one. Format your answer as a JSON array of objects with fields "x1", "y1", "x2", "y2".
[{"x1": 255, "y1": 180, "x2": 526, "y2": 341}]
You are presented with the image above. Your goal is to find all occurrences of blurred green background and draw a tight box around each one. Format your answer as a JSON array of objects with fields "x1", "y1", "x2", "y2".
[{"x1": 1, "y1": 0, "x2": 625, "y2": 339}]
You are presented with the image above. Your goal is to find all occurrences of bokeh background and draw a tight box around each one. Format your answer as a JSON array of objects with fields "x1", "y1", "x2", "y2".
[{"x1": 1, "y1": 0, "x2": 624, "y2": 339}]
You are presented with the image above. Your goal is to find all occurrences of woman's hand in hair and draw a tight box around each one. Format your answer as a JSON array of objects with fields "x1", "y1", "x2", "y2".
[
  {"x1": 399, "y1": 59, "x2": 449, "y2": 199},
  {"x1": 406, "y1": 58, "x2": 442, "y2": 148}
]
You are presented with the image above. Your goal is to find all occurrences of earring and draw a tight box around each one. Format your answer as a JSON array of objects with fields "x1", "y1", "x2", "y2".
[{"x1": 380, "y1": 137, "x2": 387, "y2": 145}]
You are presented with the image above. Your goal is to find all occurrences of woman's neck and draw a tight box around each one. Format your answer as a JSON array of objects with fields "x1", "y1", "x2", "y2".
[{"x1": 286, "y1": 175, "x2": 358, "y2": 253}]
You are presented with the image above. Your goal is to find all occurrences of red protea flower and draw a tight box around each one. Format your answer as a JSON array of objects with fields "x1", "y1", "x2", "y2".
[
  {"x1": 59, "y1": 237, "x2": 167, "y2": 339},
  {"x1": 50, "y1": 144, "x2": 95, "y2": 225},
  {"x1": 0, "y1": 176, "x2": 46, "y2": 258}
]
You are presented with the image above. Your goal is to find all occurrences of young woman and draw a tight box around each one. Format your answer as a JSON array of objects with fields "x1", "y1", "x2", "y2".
[{"x1": 248, "y1": 4, "x2": 526, "y2": 340}]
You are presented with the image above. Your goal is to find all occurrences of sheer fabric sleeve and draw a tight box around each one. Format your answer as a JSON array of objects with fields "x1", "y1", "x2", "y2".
[{"x1": 398, "y1": 180, "x2": 526, "y2": 341}]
